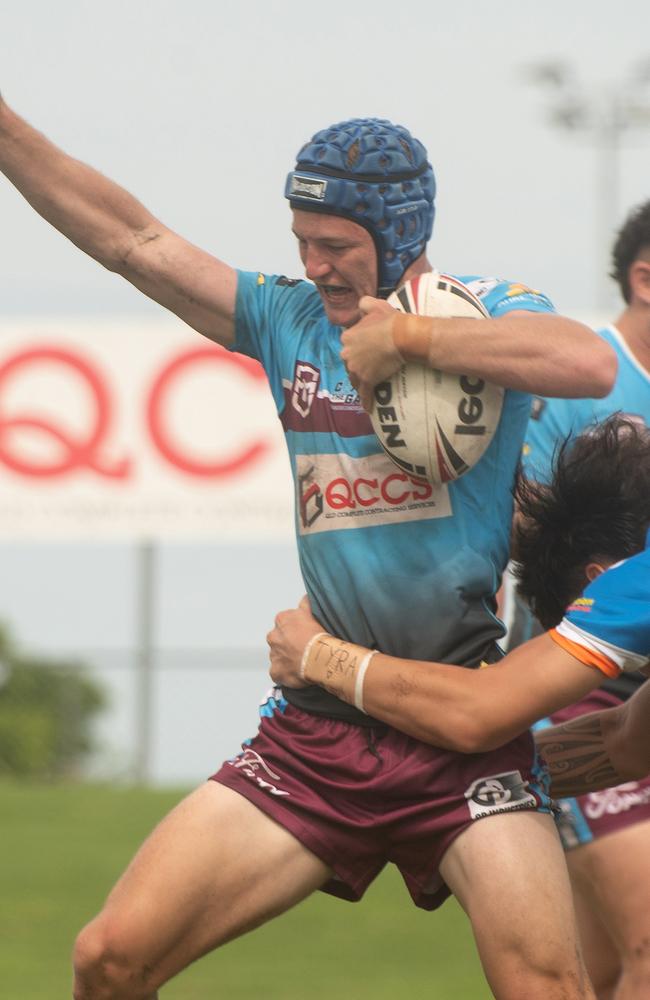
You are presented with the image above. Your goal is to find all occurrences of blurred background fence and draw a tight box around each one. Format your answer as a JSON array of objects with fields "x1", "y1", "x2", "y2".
[
  {"x1": 0, "y1": 634, "x2": 275, "y2": 785},
  {"x1": 0, "y1": 318, "x2": 304, "y2": 788}
]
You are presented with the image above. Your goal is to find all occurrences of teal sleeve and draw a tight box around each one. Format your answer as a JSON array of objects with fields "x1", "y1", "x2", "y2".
[
  {"x1": 232, "y1": 270, "x2": 318, "y2": 411},
  {"x1": 460, "y1": 276, "x2": 556, "y2": 318}
]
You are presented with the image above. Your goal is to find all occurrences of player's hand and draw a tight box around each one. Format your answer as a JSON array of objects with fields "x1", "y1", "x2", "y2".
[
  {"x1": 267, "y1": 596, "x2": 324, "y2": 688},
  {"x1": 340, "y1": 297, "x2": 403, "y2": 412}
]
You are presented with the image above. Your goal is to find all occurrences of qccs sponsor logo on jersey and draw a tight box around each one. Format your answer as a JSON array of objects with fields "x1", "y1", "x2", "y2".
[{"x1": 296, "y1": 451, "x2": 450, "y2": 535}]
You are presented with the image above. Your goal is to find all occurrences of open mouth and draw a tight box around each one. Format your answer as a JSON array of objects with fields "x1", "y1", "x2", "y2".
[{"x1": 317, "y1": 284, "x2": 353, "y2": 303}]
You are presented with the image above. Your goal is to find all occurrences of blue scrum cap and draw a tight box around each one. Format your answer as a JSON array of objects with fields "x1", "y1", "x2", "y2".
[{"x1": 285, "y1": 118, "x2": 436, "y2": 296}]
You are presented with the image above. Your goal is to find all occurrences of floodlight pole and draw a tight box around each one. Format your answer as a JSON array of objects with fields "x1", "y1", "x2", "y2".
[
  {"x1": 134, "y1": 539, "x2": 156, "y2": 785},
  {"x1": 595, "y1": 96, "x2": 623, "y2": 308},
  {"x1": 527, "y1": 61, "x2": 650, "y2": 310}
]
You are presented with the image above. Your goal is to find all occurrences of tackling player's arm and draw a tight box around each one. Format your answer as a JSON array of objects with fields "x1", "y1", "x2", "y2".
[
  {"x1": 341, "y1": 297, "x2": 616, "y2": 411},
  {"x1": 535, "y1": 678, "x2": 650, "y2": 796},
  {"x1": 267, "y1": 601, "x2": 603, "y2": 753},
  {"x1": 0, "y1": 95, "x2": 236, "y2": 345}
]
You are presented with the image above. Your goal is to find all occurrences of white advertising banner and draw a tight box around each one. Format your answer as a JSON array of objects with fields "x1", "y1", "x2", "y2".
[{"x1": 0, "y1": 319, "x2": 295, "y2": 540}]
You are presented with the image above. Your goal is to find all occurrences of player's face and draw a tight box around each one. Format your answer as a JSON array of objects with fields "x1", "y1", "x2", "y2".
[{"x1": 291, "y1": 210, "x2": 378, "y2": 328}]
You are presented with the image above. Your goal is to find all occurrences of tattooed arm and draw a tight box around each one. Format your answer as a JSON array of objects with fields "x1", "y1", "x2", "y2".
[{"x1": 536, "y1": 680, "x2": 650, "y2": 797}]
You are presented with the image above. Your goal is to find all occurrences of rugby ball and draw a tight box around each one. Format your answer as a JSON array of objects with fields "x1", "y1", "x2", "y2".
[{"x1": 370, "y1": 272, "x2": 504, "y2": 485}]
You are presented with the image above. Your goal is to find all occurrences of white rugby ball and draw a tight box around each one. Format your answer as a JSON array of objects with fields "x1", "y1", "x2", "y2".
[{"x1": 370, "y1": 271, "x2": 504, "y2": 485}]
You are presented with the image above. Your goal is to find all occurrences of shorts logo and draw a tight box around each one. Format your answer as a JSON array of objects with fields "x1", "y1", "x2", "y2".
[
  {"x1": 296, "y1": 452, "x2": 449, "y2": 535},
  {"x1": 291, "y1": 361, "x2": 321, "y2": 418},
  {"x1": 584, "y1": 782, "x2": 650, "y2": 820},
  {"x1": 229, "y1": 748, "x2": 290, "y2": 797},
  {"x1": 465, "y1": 770, "x2": 536, "y2": 820}
]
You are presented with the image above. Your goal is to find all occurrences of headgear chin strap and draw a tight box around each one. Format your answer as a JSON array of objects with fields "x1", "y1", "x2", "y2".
[{"x1": 285, "y1": 118, "x2": 436, "y2": 296}]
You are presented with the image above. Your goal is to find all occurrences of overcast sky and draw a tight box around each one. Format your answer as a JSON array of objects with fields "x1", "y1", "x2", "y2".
[
  {"x1": 1, "y1": 1, "x2": 649, "y2": 780},
  {"x1": 2, "y1": 0, "x2": 649, "y2": 318}
]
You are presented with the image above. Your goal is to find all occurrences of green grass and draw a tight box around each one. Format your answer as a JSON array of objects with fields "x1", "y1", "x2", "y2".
[{"x1": 0, "y1": 780, "x2": 492, "y2": 999}]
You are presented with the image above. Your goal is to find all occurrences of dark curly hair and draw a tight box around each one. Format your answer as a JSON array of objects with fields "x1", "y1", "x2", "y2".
[
  {"x1": 610, "y1": 200, "x2": 650, "y2": 303},
  {"x1": 512, "y1": 415, "x2": 650, "y2": 629}
]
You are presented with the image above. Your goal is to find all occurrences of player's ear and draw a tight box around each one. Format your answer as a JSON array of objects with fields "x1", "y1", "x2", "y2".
[
  {"x1": 629, "y1": 259, "x2": 650, "y2": 305},
  {"x1": 585, "y1": 561, "x2": 606, "y2": 582}
]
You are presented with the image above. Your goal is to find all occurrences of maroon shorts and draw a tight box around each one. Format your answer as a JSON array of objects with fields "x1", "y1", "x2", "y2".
[
  {"x1": 211, "y1": 693, "x2": 552, "y2": 911},
  {"x1": 549, "y1": 690, "x2": 650, "y2": 850}
]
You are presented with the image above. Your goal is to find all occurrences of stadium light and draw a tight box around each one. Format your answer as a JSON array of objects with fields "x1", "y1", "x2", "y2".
[{"x1": 527, "y1": 59, "x2": 650, "y2": 309}]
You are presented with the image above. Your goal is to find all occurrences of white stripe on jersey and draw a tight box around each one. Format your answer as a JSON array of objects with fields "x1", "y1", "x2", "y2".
[{"x1": 555, "y1": 618, "x2": 650, "y2": 675}]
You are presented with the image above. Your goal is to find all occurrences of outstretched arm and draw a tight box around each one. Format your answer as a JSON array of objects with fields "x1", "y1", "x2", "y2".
[
  {"x1": 0, "y1": 96, "x2": 237, "y2": 345},
  {"x1": 267, "y1": 602, "x2": 601, "y2": 753},
  {"x1": 341, "y1": 298, "x2": 616, "y2": 411},
  {"x1": 535, "y1": 681, "x2": 650, "y2": 796}
]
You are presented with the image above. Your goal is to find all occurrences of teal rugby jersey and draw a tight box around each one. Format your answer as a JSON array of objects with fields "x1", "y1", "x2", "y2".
[
  {"x1": 551, "y1": 537, "x2": 650, "y2": 678},
  {"x1": 522, "y1": 326, "x2": 650, "y2": 482},
  {"x1": 233, "y1": 270, "x2": 555, "y2": 722}
]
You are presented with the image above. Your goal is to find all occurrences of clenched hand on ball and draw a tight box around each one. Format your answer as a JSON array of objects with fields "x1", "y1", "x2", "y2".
[{"x1": 341, "y1": 297, "x2": 404, "y2": 411}]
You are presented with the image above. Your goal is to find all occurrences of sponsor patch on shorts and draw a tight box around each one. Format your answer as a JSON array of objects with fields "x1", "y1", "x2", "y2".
[
  {"x1": 465, "y1": 770, "x2": 537, "y2": 819},
  {"x1": 228, "y1": 747, "x2": 290, "y2": 797}
]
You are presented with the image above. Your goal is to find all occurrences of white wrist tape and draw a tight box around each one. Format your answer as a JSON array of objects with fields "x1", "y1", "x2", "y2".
[
  {"x1": 353, "y1": 650, "x2": 376, "y2": 714},
  {"x1": 300, "y1": 632, "x2": 328, "y2": 681}
]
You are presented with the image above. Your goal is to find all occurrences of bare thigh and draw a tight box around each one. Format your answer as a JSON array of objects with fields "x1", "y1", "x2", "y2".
[
  {"x1": 567, "y1": 820, "x2": 650, "y2": 998},
  {"x1": 75, "y1": 781, "x2": 332, "y2": 994},
  {"x1": 570, "y1": 885, "x2": 619, "y2": 999},
  {"x1": 440, "y1": 811, "x2": 595, "y2": 1000}
]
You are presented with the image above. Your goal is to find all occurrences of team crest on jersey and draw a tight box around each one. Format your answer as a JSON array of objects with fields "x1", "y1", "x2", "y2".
[
  {"x1": 465, "y1": 277, "x2": 502, "y2": 299},
  {"x1": 291, "y1": 361, "x2": 321, "y2": 418},
  {"x1": 276, "y1": 276, "x2": 302, "y2": 287},
  {"x1": 465, "y1": 770, "x2": 537, "y2": 820}
]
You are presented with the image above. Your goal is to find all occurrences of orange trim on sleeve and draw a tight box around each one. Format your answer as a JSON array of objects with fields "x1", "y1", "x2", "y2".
[{"x1": 549, "y1": 628, "x2": 620, "y2": 679}]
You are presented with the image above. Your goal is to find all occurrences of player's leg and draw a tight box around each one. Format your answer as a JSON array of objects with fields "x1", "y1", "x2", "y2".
[
  {"x1": 72, "y1": 781, "x2": 331, "y2": 1000},
  {"x1": 569, "y1": 883, "x2": 620, "y2": 1000},
  {"x1": 439, "y1": 811, "x2": 595, "y2": 1000},
  {"x1": 566, "y1": 821, "x2": 650, "y2": 1000}
]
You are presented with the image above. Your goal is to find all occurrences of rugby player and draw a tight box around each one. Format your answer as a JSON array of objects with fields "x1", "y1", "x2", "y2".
[
  {"x1": 518, "y1": 202, "x2": 650, "y2": 1000},
  {"x1": 0, "y1": 99, "x2": 615, "y2": 1000}
]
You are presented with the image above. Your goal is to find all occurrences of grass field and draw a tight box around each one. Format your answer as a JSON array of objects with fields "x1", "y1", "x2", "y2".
[{"x1": 1, "y1": 780, "x2": 493, "y2": 999}]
